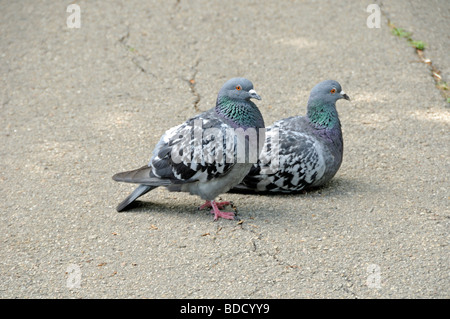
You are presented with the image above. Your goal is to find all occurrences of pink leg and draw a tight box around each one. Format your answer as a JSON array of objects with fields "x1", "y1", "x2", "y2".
[
  {"x1": 198, "y1": 200, "x2": 232, "y2": 210},
  {"x1": 209, "y1": 200, "x2": 235, "y2": 221}
]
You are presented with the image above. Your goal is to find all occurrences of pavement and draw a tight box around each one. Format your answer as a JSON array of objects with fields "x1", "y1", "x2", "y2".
[{"x1": 0, "y1": 0, "x2": 448, "y2": 298}]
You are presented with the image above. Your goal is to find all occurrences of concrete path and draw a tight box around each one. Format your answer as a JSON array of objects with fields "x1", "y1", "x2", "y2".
[{"x1": 1, "y1": 0, "x2": 448, "y2": 298}]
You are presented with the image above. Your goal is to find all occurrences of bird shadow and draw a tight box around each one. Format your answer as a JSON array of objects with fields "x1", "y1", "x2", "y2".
[
  {"x1": 116, "y1": 199, "x2": 232, "y2": 220},
  {"x1": 228, "y1": 175, "x2": 376, "y2": 198},
  {"x1": 115, "y1": 176, "x2": 375, "y2": 220}
]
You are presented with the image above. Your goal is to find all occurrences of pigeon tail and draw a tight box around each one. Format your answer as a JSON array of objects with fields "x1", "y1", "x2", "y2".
[
  {"x1": 112, "y1": 165, "x2": 171, "y2": 186},
  {"x1": 116, "y1": 184, "x2": 156, "y2": 212}
]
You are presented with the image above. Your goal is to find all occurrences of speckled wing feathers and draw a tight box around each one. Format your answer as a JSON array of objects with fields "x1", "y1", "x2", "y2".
[
  {"x1": 150, "y1": 109, "x2": 235, "y2": 184},
  {"x1": 238, "y1": 118, "x2": 326, "y2": 192}
]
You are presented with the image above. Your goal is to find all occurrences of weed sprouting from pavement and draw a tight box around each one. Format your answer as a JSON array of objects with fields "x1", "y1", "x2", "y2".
[
  {"x1": 388, "y1": 22, "x2": 449, "y2": 103},
  {"x1": 390, "y1": 25, "x2": 427, "y2": 50}
]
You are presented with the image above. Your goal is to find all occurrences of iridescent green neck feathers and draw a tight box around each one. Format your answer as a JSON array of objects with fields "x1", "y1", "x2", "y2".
[
  {"x1": 216, "y1": 96, "x2": 265, "y2": 129},
  {"x1": 307, "y1": 100, "x2": 340, "y2": 129}
]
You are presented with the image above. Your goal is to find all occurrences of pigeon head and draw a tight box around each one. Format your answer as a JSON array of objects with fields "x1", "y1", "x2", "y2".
[
  {"x1": 308, "y1": 80, "x2": 350, "y2": 105},
  {"x1": 218, "y1": 77, "x2": 261, "y2": 101},
  {"x1": 307, "y1": 80, "x2": 349, "y2": 129},
  {"x1": 216, "y1": 78, "x2": 264, "y2": 129}
]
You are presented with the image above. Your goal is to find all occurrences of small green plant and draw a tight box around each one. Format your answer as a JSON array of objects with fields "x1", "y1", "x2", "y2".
[
  {"x1": 391, "y1": 27, "x2": 410, "y2": 38},
  {"x1": 410, "y1": 40, "x2": 426, "y2": 50},
  {"x1": 437, "y1": 81, "x2": 448, "y2": 91},
  {"x1": 390, "y1": 25, "x2": 426, "y2": 50}
]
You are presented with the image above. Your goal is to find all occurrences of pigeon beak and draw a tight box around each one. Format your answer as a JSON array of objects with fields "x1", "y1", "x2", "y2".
[
  {"x1": 248, "y1": 89, "x2": 261, "y2": 100},
  {"x1": 340, "y1": 91, "x2": 350, "y2": 101}
]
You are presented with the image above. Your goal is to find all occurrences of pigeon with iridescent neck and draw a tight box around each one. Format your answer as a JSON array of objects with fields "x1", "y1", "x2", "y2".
[
  {"x1": 235, "y1": 80, "x2": 349, "y2": 193},
  {"x1": 113, "y1": 78, "x2": 264, "y2": 220}
]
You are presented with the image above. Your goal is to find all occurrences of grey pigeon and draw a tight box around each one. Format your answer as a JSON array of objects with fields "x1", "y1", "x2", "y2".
[
  {"x1": 235, "y1": 80, "x2": 349, "y2": 193},
  {"x1": 113, "y1": 78, "x2": 264, "y2": 220}
]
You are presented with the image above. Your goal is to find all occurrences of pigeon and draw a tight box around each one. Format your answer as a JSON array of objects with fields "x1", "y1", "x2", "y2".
[
  {"x1": 113, "y1": 77, "x2": 265, "y2": 220},
  {"x1": 235, "y1": 80, "x2": 349, "y2": 193}
]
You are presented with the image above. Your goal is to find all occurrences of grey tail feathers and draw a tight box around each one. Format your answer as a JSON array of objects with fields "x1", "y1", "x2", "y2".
[
  {"x1": 112, "y1": 165, "x2": 153, "y2": 184},
  {"x1": 116, "y1": 184, "x2": 156, "y2": 212},
  {"x1": 112, "y1": 165, "x2": 171, "y2": 186}
]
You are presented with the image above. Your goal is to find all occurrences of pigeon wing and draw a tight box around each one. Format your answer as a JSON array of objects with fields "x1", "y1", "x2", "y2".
[
  {"x1": 150, "y1": 109, "x2": 236, "y2": 184},
  {"x1": 240, "y1": 122, "x2": 326, "y2": 192}
]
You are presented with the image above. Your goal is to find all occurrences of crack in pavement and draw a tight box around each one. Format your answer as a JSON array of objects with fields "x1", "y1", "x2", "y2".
[
  {"x1": 118, "y1": 26, "x2": 155, "y2": 77},
  {"x1": 237, "y1": 222, "x2": 302, "y2": 272},
  {"x1": 184, "y1": 59, "x2": 201, "y2": 111}
]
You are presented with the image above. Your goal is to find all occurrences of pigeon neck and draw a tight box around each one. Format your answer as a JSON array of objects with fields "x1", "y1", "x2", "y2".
[
  {"x1": 215, "y1": 96, "x2": 264, "y2": 129},
  {"x1": 306, "y1": 100, "x2": 340, "y2": 129}
]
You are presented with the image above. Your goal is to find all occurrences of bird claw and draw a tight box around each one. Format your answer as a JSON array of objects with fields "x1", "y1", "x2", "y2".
[
  {"x1": 211, "y1": 210, "x2": 236, "y2": 221},
  {"x1": 199, "y1": 200, "x2": 238, "y2": 221}
]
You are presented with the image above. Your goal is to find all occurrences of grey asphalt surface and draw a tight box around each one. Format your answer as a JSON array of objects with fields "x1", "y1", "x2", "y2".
[{"x1": 0, "y1": 0, "x2": 448, "y2": 298}]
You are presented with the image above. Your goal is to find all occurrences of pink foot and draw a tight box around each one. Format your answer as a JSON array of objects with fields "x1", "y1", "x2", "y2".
[
  {"x1": 198, "y1": 200, "x2": 232, "y2": 210},
  {"x1": 209, "y1": 201, "x2": 235, "y2": 221},
  {"x1": 198, "y1": 200, "x2": 236, "y2": 220}
]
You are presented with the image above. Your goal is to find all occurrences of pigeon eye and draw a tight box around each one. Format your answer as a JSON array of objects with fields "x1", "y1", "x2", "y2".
[
  {"x1": 236, "y1": 85, "x2": 242, "y2": 91},
  {"x1": 330, "y1": 88, "x2": 336, "y2": 94}
]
